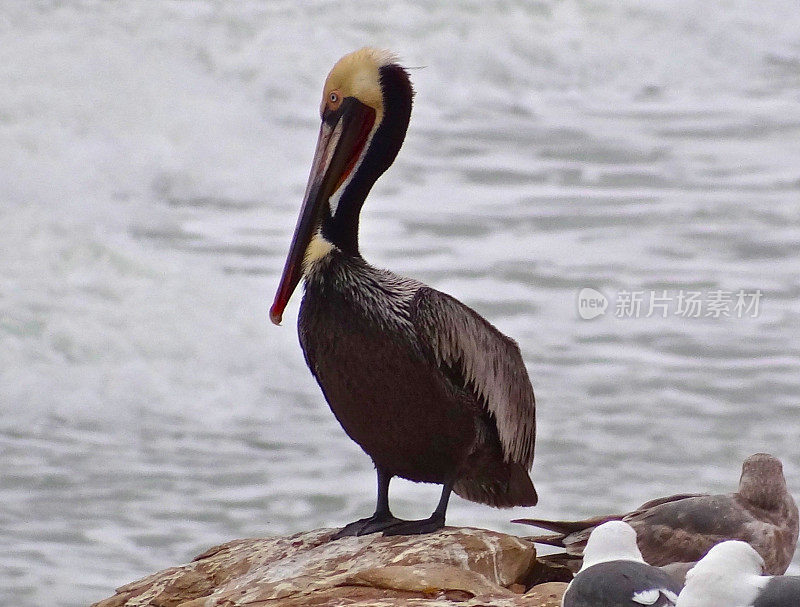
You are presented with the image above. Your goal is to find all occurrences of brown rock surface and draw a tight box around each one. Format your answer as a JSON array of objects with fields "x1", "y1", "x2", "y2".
[
  {"x1": 92, "y1": 527, "x2": 569, "y2": 606},
  {"x1": 523, "y1": 582, "x2": 569, "y2": 606}
]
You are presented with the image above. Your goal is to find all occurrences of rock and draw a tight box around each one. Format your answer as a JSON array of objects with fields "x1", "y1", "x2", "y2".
[
  {"x1": 92, "y1": 527, "x2": 569, "y2": 606},
  {"x1": 524, "y1": 582, "x2": 570, "y2": 606}
]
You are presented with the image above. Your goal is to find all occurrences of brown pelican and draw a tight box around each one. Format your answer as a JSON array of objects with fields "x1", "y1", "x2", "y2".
[
  {"x1": 515, "y1": 453, "x2": 798, "y2": 575},
  {"x1": 270, "y1": 48, "x2": 537, "y2": 537}
]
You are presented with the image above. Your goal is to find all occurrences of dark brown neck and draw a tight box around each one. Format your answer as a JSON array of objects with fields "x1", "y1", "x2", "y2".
[{"x1": 322, "y1": 64, "x2": 414, "y2": 256}]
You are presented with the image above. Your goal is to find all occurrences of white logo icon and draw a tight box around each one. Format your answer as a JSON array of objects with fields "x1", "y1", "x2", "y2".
[{"x1": 578, "y1": 288, "x2": 608, "y2": 320}]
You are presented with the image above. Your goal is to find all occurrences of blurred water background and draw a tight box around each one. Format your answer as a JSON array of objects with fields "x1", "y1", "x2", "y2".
[{"x1": 2, "y1": 1, "x2": 800, "y2": 605}]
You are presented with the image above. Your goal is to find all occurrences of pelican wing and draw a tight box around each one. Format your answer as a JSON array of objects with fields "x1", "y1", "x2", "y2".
[{"x1": 410, "y1": 287, "x2": 536, "y2": 467}]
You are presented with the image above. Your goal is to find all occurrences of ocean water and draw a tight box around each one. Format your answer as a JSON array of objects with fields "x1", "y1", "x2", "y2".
[{"x1": 2, "y1": 1, "x2": 800, "y2": 605}]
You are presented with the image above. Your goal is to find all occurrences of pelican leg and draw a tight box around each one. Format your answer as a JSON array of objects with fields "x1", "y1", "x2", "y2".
[
  {"x1": 332, "y1": 468, "x2": 402, "y2": 539},
  {"x1": 382, "y1": 480, "x2": 452, "y2": 536}
]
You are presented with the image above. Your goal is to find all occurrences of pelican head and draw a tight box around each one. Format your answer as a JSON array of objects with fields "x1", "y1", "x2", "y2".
[{"x1": 270, "y1": 48, "x2": 413, "y2": 325}]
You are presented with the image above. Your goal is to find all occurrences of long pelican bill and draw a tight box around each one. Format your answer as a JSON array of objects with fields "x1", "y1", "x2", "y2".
[{"x1": 270, "y1": 98, "x2": 376, "y2": 325}]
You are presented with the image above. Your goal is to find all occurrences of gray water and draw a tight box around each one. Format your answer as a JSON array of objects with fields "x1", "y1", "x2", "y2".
[{"x1": 2, "y1": 2, "x2": 800, "y2": 605}]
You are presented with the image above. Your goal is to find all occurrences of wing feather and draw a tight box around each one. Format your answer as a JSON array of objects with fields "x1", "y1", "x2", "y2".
[{"x1": 411, "y1": 287, "x2": 536, "y2": 467}]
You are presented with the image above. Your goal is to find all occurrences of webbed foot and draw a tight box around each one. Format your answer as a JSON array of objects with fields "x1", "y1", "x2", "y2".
[
  {"x1": 381, "y1": 512, "x2": 445, "y2": 536},
  {"x1": 331, "y1": 513, "x2": 404, "y2": 539}
]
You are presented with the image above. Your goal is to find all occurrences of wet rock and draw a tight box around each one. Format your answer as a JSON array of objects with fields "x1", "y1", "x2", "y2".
[{"x1": 92, "y1": 527, "x2": 569, "y2": 606}]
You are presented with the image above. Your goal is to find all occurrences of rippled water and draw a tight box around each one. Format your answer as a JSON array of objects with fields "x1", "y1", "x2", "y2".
[{"x1": 2, "y1": 2, "x2": 800, "y2": 605}]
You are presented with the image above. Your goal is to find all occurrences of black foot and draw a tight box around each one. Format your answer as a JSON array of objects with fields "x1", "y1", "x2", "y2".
[
  {"x1": 331, "y1": 513, "x2": 404, "y2": 539},
  {"x1": 381, "y1": 513, "x2": 445, "y2": 536}
]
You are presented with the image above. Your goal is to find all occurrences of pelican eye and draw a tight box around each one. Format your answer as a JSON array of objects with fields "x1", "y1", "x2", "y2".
[{"x1": 326, "y1": 90, "x2": 343, "y2": 112}]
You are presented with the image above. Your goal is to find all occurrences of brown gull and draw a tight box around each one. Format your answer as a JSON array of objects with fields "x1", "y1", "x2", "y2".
[{"x1": 515, "y1": 453, "x2": 798, "y2": 576}]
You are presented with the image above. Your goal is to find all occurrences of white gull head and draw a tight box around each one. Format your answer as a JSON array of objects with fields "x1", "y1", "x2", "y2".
[
  {"x1": 580, "y1": 520, "x2": 645, "y2": 571},
  {"x1": 677, "y1": 540, "x2": 768, "y2": 607}
]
